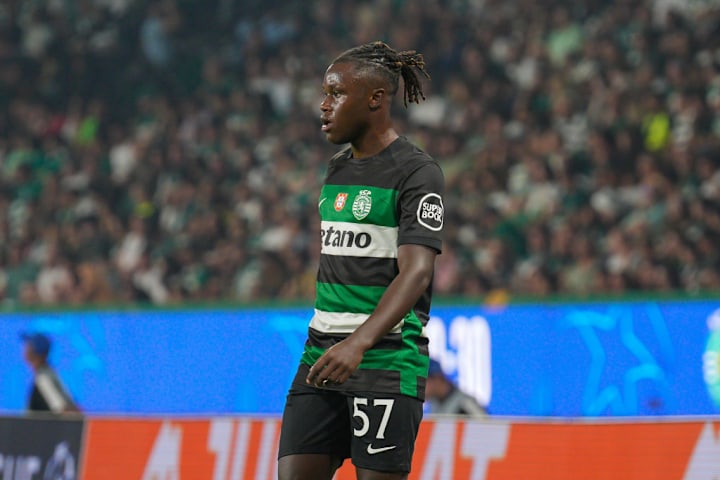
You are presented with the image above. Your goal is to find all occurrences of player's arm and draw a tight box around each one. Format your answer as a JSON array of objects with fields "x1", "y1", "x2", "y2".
[{"x1": 306, "y1": 244, "x2": 436, "y2": 386}]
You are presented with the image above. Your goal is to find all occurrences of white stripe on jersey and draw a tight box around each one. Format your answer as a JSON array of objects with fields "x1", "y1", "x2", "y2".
[
  {"x1": 320, "y1": 221, "x2": 398, "y2": 258},
  {"x1": 35, "y1": 371, "x2": 69, "y2": 412},
  {"x1": 310, "y1": 309, "x2": 404, "y2": 334}
]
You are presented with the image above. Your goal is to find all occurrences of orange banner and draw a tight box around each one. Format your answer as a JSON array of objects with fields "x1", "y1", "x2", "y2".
[
  {"x1": 81, "y1": 417, "x2": 720, "y2": 479},
  {"x1": 82, "y1": 418, "x2": 282, "y2": 479}
]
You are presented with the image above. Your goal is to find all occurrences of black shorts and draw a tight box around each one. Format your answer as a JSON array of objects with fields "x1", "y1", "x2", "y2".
[{"x1": 278, "y1": 382, "x2": 423, "y2": 474}]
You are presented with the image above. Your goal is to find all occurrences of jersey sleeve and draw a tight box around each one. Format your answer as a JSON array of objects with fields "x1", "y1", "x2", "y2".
[{"x1": 397, "y1": 161, "x2": 444, "y2": 252}]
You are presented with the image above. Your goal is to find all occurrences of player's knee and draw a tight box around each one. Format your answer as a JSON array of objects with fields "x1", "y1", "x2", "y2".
[
  {"x1": 277, "y1": 454, "x2": 340, "y2": 480},
  {"x1": 277, "y1": 460, "x2": 303, "y2": 480},
  {"x1": 355, "y1": 467, "x2": 408, "y2": 480}
]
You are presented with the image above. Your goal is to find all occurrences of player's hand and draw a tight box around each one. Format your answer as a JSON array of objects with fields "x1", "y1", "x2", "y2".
[{"x1": 306, "y1": 338, "x2": 365, "y2": 388}]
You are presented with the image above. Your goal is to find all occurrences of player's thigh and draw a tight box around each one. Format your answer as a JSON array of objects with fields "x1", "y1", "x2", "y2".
[
  {"x1": 346, "y1": 392, "x2": 423, "y2": 475},
  {"x1": 278, "y1": 453, "x2": 343, "y2": 480},
  {"x1": 278, "y1": 385, "x2": 352, "y2": 459},
  {"x1": 356, "y1": 466, "x2": 408, "y2": 480}
]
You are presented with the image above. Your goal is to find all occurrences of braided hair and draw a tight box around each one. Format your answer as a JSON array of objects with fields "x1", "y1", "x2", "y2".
[{"x1": 332, "y1": 41, "x2": 430, "y2": 108}]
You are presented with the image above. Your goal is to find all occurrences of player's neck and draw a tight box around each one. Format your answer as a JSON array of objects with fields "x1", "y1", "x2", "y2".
[{"x1": 351, "y1": 128, "x2": 399, "y2": 159}]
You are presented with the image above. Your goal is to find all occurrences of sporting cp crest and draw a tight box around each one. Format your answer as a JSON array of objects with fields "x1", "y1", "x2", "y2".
[
  {"x1": 334, "y1": 193, "x2": 348, "y2": 211},
  {"x1": 352, "y1": 190, "x2": 372, "y2": 220}
]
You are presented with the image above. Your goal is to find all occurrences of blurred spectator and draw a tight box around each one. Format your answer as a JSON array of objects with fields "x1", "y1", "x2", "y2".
[
  {"x1": 35, "y1": 244, "x2": 74, "y2": 304},
  {"x1": 1, "y1": 0, "x2": 720, "y2": 307},
  {"x1": 425, "y1": 359, "x2": 486, "y2": 417},
  {"x1": 140, "y1": 2, "x2": 179, "y2": 69},
  {"x1": 20, "y1": 332, "x2": 80, "y2": 415}
]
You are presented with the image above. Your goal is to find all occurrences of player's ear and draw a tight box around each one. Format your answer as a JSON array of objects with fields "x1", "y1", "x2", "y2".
[{"x1": 369, "y1": 88, "x2": 386, "y2": 111}]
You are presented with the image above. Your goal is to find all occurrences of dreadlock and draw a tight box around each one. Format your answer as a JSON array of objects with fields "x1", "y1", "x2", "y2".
[{"x1": 333, "y1": 41, "x2": 431, "y2": 108}]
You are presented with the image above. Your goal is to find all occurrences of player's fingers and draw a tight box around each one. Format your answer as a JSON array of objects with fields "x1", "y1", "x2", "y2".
[
  {"x1": 306, "y1": 355, "x2": 327, "y2": 384},
  {"x1": 307, "y1": 351, "x2": 336, "y2": 384},
  {"x1": 333, "y1": 370, "x2": 350, "y2": 384},
  {"x1": 306, "y1": 342, "x2": 341, "y2": 382},
  {"x1": 315, "y1": 363, "x2": 342, "y2": 387},
  {"x1": 327, "y1": 362, "x2": 356, "y2": 385}
]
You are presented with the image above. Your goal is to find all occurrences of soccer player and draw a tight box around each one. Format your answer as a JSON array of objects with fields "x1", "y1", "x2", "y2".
[{"x1": 278, "y1": 42, "x2": 444, "y2": 480}]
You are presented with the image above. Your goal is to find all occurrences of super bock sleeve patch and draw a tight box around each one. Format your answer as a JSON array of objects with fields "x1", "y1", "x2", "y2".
[
  {"x1": 416, "y1": 193, "x2": 444, "y2": 231},
  {"x1": 397, "y1": 161, "x2": 444, "y2": 252}
]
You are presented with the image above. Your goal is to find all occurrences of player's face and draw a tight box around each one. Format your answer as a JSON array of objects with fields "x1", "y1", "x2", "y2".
[{"x1": 320, "y1": 62, "x2": 371, "y2": 145}]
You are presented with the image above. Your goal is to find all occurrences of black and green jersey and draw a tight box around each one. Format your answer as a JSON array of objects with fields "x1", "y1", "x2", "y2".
[{"x1": 297, "y1": 137, "x2": 444, "y2": 400}]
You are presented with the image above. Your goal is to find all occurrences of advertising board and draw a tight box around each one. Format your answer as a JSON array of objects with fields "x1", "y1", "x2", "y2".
[
  {"x1": 0, "y1": 416, "x2": 84, "y2": 480},
  {"x1": 1, "y1": 300, "x2": 718, "y2": 416},
  {"x1": 80, "y1": 417, "x2": 720, "y2": 480}
]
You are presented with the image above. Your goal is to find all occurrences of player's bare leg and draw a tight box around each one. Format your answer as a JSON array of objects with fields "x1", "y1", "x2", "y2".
[
  {"x1": 278, "y1": 454, "x2": 343, "y2": 480},
  {"x1": 356, "y1": 467, "x2": 408, "y2": 480}
]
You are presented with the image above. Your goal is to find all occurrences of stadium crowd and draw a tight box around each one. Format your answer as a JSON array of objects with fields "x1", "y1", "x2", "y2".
[{"x1": 1, "y1": 0, "x2": 720, "y2": 306}]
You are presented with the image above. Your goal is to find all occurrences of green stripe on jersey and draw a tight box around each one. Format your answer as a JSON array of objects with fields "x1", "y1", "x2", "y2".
[
  {"x1": 400, "y1": 310, "x2": 428, "y2": 396},
  {"x1": 300, "y1": 310, "x2": 428, "y2": 397},
  {"x1": 301, "y1": 345, "x2": 426, "y2": 397},
  {"x1": 315, "y1": 282, "x2": 386, "y2": 314},
  {"x1": 320, "y1": 185, "x2": 398, "y2": 227}
]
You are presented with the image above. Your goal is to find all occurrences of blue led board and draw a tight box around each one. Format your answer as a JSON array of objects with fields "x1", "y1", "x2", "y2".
[{"x1": 0, "y1": 301, "x2": 718, "y2": 416}]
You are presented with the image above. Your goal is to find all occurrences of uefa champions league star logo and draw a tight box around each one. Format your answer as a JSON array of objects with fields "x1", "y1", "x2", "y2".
[
  {"x1": 703, "y1": 309, "x2": 720, "y2": 409},
  {"x1": 561, "y1": 305, "x2": 674, "y2": 415}
]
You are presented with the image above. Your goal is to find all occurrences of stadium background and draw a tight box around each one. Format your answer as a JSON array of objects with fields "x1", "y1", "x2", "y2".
[{"x1": 1, "y1": 0, "x2": 720, "y2": 478}]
